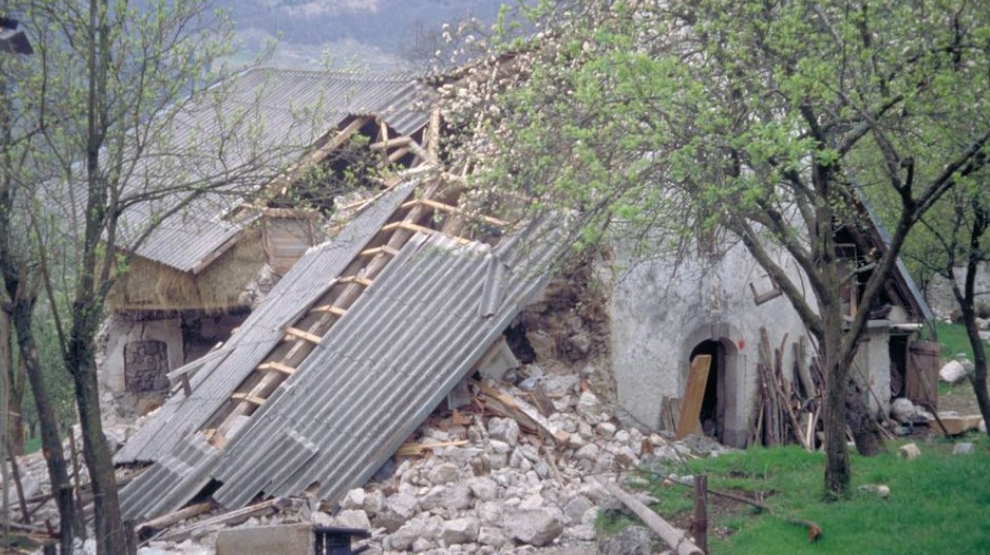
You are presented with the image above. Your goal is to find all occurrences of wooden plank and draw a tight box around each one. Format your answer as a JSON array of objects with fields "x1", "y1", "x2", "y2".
[
  {"x1": 386, "y1": 147, "x2": 411, "y2": 163},
  {"x1": 136, "y1": 501, "x2": 216, "y2": 533},
  {"x1": 310, "y1": 304, "x2": 347, "y2": 317},
  {"x1": 156, "y1": 499, "x2": 286, "y2": 543},
  {"x1": 479, "y1": 381, "x2": 569, "y2": 444},
  {"x1": 675, "y1": 355, "x2": 711, "y2": 440},
  {"x1": 257, "y1": 362, "x2": 296, "y2": 376},
  {"x1": 339, "y1": 276, "x2": 373, "y2": 287},
  {"x1": 231, "y1": 393, "x2": 266, "y2": 406},
  {"x1": 395, "y1": 440, "x2": 469, "y2": 457},
  {"x1": 359, "y1": 245, "x2": 400, "y2": 258},
  {"x1": 284, "y1": 327, "x2": 322, "y2": 345}
]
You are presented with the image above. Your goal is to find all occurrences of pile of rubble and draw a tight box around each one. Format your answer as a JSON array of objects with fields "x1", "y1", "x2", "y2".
[
  {"x1": 187, "y1": 374, "x2": 724, "y2": 554},
  {"x1": 5, "y1": 370, "x2": 734, "y2": 555}
]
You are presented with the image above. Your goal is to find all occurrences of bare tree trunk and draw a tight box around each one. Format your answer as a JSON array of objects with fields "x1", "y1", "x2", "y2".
[
  {"x1": 9, "y1": 302, "x2": 75, "y2": 555},
  {"x1": 68, "y1": 330, "x2": 125, "y2": 555},
  {"x1": 954, "y1": 225, "x2": 990, "y2": 434},
  {"x1": 6, "y1": 355, "x2": 25, "y2": 456},
  {"x1": 846, "y1": 381, "x2": 887, "y2": 456},
  {"x1": 821, "y1": 308, "x2": 850, "y2": 499}
]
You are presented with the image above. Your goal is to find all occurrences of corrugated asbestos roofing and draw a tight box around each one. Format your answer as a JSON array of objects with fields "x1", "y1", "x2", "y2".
[
  {"x1": 115, "y1": 181, "x2": 419, "y2": 467},
  {"x1": 119, "y1": 68, "x2": 433, "y2": 273},
  {"x1": 118, "y1": 190, "x2": 561, "y2": 521}
]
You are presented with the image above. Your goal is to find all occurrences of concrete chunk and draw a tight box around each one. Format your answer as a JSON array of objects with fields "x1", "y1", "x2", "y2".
[{"x1": 216, "y1": 524, "x2": 312, "y2": 555}]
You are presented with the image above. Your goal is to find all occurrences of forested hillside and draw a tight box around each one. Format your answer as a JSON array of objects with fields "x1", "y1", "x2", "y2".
[{"x1": 225, "y1": 0, "x2": 510, "y2": 70}]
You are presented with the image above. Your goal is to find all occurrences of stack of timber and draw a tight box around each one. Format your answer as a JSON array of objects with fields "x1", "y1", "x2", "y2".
[{"x1": 749, "y1": 329, "x2": 823, "y2": 451}]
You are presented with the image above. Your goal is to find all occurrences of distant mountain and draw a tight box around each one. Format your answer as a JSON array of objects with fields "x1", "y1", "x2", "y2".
[{"x1": 222, "y1": 0, "x2": 513, "y2": 72}]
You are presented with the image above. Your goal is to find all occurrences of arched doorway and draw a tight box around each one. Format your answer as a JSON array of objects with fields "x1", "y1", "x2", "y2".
[{"x1": 688, "y1": 337, "x2": 740, "y2": 445}]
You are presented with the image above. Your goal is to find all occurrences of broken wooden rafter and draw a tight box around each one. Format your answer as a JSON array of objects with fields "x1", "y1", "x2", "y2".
[
  {"x1": 381, "y1": 221, "x2": 474, "y2": 244},
  {"x1": 478, "y1": 380, "x2": 569, "y2": 444},
  {"x1": 339, "y1": 275, "x2": 373, "y2": 287},
  {"x1": 257, "y1": 361, "x2": 296, "y2": 376},
  {"x1": 310, "y1": 304, "x2": 347, "y2": 317},
  {"x1": 266, "y1": 116, "x2": 373, "y2": 199},
  {"x1": 156, "y1": 498, "x2": 288, "y2": 543},
  {"x1": 284, "y1": 327, "x2": 322, "y2": 345},
  {"x1": 359, "y1": 245, "x2": 400, "y2": 258},
  {"x1": 231, "y1": 393, "x2": 266, "y2": 406},
  {"x1": 386, "y1": 147, "x2": 412, "y2": 163},
  {"x1": 400, "y1": 198, "x2": 507, "y2": 227},
  {"x1": 135, "y1": 501, "x2": 216, "y2": 534},
  {"x1": 395, "y1": 440, "x2": 469, "y2": 457}
]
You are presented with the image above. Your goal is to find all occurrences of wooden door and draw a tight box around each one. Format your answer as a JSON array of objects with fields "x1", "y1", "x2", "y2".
[{"x1": 907, "y1": 341, "x2": 941, "y2": 409}]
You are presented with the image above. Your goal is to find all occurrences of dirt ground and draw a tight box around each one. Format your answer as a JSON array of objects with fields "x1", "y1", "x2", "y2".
[{"x1": 938, "y1": 382, "x2": 985, "y2": 416}]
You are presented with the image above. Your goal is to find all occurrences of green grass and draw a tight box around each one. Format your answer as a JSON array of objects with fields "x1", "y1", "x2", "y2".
[
  {"x1": 607, "y1": 436, "x2": 990, "y2": 555},
  {"x1": 935, "y1": 321, "x2": 975, "y2": 362}
]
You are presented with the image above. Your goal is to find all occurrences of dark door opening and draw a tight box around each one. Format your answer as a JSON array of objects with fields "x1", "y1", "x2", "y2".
[
  {"x1": 889, "y1": 335, "x2": 908, "y2": 398},
  {"x1": 691, "y1": 340, "x2": 725, "y2": 441}
]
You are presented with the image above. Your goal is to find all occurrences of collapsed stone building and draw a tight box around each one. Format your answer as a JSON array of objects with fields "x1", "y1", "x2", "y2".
[{"x1": 86, "y1": 62, "x2": 940, "y2": 552}]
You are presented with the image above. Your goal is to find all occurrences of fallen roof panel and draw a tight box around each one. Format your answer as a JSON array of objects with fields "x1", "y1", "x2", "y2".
[
  {"x1": 211, "y1": 228, "x2": 558, "y2": 509},
  {"x1": 118, "y1": 207, "x2": 561, "y2": 520},
  {"x1": 115, "y1": 181, "x2": 418, "y2": 465}
]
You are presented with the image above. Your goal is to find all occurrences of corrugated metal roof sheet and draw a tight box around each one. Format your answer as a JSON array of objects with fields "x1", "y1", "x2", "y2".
[
  {"x1": 211, "y1": 230, "x2": 558, "y2": 509},
  {"x1": 119, "y1": 68, "x2": 433, "y2": 273},
  {"x1": 115, "y1": 181, "x2": 418, "y2": 465},
  {"x1": 118, "y1": 197, "x2": 561, "y2": 520}
]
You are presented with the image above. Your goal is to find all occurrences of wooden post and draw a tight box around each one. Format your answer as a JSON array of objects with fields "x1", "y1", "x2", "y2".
[{"x1": 692, "y1": 475, "x2": 708, "y2": 554}]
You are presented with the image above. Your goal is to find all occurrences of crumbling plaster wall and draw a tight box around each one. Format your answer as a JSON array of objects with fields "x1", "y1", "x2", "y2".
[
  {"x1": 99, "y1": 313, "x2": 183, "y2": 394},
  {"x1": 599, "y1": 237, "x2": 812, "y2": 447}
]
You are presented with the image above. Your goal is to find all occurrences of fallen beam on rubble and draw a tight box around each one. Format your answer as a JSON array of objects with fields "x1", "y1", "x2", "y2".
[{"x1": 598, "y1": 479, "x2": 703, "y2": 555}]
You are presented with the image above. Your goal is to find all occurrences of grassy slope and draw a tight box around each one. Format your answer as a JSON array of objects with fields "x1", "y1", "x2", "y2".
[
  {"x1": 936, "y1": 321, "x2": 975, "y2": 361},
  {"x1": 612, "y1": 436, "x2": 989, "y2": 555}
]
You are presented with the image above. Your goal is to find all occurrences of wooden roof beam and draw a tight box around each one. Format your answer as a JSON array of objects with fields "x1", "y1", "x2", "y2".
[
  {"x1": 400, "y1": 198, "x2": 507, "y2": 227},
  {"x1": 231, "y1": 393, "x2": 266, "y2": 406},
  {"x1": 284, "y1": 327, "x2": 322, "y2": 345},
  {"x1": 258, "y1": 362, "x2": 297, "y2": 376}
]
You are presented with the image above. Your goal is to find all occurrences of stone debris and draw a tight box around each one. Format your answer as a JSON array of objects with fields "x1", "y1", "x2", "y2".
[
  {"x1": 952, "y1": 442, "x2": 975, "y2": 455},
  {"x1": 890, "y1": 398, "x2": 918, "y2": 423},
  {"x1": 8, "y1": 370, "x2": 734, "y2": 555},
  {"x1": 856, "y1": 484, "x2": 891, "y2": 499},
  {"x1": 596, "y1": 525, "x2": 655, "y2": 555},
  {"x1": 939, "y1": 360, "x2": 968, "y2": 384},
  {"x1": 898, "y1": 443, "x2": 922, "y2": 460}
]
